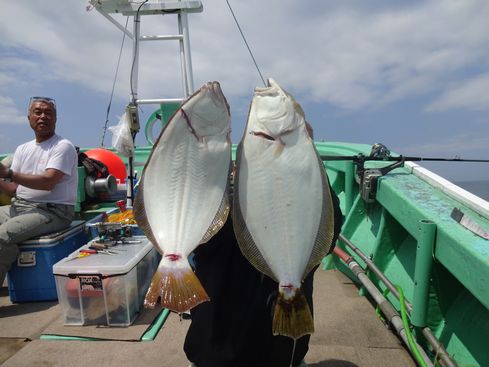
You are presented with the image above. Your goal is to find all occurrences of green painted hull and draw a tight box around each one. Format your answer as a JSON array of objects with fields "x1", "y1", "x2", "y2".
[
  {"x1": 316, "y1": 142, "x2": 488, "y2": 367},
  {"x1": 114, "y1": 140, "x2": 488, "y2": 366},
  {"x1": 7, "y1": 140, "x2": 487, "y2": 366}
]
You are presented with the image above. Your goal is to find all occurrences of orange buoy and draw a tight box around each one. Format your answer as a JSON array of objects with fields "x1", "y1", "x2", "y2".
[{"x1": 85, "y1": 148, "x2": 127, "y2": 183}]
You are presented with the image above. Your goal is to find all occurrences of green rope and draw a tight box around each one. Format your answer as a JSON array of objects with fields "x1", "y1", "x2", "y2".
[{"x1": 396, "y1": 285, "x2": 429, "y2": 367}]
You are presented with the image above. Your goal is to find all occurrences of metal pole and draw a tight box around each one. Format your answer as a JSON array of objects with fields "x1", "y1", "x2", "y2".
[
  {"x1": 344, "y1": 161, "x2": 355, "y2": 216},
  {"x1": 126, "y1": 13, "x2": 141, "y2": 207},
  {"x1": 334, "y1": 247, "x2": 434, "y2": 367},
  {"x1": 412, "y1": 220, "x2": 436, "y2": 327},
  {"x1": 338, "y1": 234, "x2": 458, "y2": 367},
  {"x1": 340, "y1": 234, "x2": 407, "y2": 309},
  {"x1": 178, "y1": 10, "x2": 195, "y2": 96},
  {"x1": 130, "y1": 13, "x2": 140, "y2": 104}
]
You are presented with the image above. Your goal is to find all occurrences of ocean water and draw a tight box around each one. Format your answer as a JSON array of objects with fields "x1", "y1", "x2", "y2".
[{"x1": 454, "y1": 180, "x2": 489, "y2": 202}]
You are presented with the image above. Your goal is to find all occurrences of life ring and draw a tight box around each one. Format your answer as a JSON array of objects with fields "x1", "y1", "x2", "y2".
[
  {"x1": 144, "y1": 102, "x2": 181, "y2": 145},
  {"x1": 144, "y1": 110, "x2": 166, "y2": 146}
]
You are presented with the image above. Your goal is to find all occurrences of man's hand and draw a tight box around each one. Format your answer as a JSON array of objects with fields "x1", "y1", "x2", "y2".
[
  {"x1": 0, "y1": 163, "x2": 16, "y2": 197},
  {"x1": 0, "y1": 162, "x2": 10, "y2": 179}
]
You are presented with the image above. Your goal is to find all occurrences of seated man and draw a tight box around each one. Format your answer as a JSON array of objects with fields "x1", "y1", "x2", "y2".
[{"x1": 0, "y1": 97, "x2": 78, "y2": 286}]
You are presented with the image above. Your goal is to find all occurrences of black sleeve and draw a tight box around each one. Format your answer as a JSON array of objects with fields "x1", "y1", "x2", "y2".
[
  {"x1": 184, "y1": 185, "x2": 343, "y2": 367},
  {"x1": 328, "y1": 186, "x2": 343, "y2": 254}
]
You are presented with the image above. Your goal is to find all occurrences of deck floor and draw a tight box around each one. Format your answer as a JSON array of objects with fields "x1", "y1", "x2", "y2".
[{"x1": 0, "y1": 269, "x2": 416, "y2": 367}]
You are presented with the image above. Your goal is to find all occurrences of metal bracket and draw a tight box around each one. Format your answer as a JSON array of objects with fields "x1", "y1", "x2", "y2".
[{"x1": 356, "y1": 144, "x2": 406, "y2": 203}]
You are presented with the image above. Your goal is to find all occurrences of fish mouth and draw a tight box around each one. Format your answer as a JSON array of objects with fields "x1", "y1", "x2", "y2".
[
  {"x1": 250, "y1": 78, "x2": 304, "y2": 136},
  {"x1": 176, "y1": 81, "x2": 231, "y2": 139},
  {"x1": 205, "y1": 81, "x2": 230, "y2": 114},
  {"x1": 252, "y1": 80, "x2": 290, "y2": 122},
  {"x1": 253, "y1": 77, "x2": 276, "y2": 94},
  {"x1": 189, "y1": 82, "x2": 230, "y2": 130}
]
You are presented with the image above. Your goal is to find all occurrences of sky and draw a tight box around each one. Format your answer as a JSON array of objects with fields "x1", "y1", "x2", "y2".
[{"x1": 1, "y1": 0, "x2": 489, "y2": 182}]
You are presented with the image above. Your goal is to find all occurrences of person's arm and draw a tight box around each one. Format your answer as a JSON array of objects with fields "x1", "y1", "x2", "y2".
[
  {"x1": 10, "y1": 168, "x2": 65, "y2": 191},
  {"x1": 0, "y1": 179, "x2": 17, "y2": 197},
  {"x1": 329, "y1": 187, "x2": 343, "y2": 252},
  {"x1": 0, "y1": 162, "x2": 18, "y2": 196},
  {"x1": 0, "y1": 162, "x2": 65, "y2": 192}
]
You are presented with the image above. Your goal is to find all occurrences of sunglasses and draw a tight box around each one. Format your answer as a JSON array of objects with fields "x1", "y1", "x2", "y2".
[{"x1": 29, "y1": 96, "x2": 56, "y2": 109}]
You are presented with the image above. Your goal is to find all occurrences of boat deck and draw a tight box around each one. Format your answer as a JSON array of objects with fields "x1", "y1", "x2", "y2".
[{"x1": 0, "y1": 269, "x2": 416, "y2": 367}]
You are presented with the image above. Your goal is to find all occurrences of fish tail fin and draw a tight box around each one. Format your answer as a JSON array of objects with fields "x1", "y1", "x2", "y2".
[
  {"x1": 144, "y1": 269, "x2": 163, "y2": 309},
  {"x1": 272, "y1": 287, "x2": 314, "y2": 339},
  {"x1": 144, "y1": 265, "x2": 210, "y2": 313}
]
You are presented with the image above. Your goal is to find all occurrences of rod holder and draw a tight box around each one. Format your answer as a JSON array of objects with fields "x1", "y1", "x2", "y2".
[
  {"x1": 411, "y1": 219, "x2": 436, "y2": 327},
  {"x1": 344, "y1": 161, "x2": 355, "y2": 215}
]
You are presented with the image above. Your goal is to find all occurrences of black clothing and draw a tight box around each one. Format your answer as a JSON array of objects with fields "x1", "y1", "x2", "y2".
[{"x1": 184, "y1": 189, "x2": 342, "y2": 367}]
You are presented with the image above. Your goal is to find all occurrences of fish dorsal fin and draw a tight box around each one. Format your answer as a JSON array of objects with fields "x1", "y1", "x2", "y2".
[
  {"x1": 303, "y1": 149, "x2": 335, "y2": 278},
  {"x1": 133, "y1": 177, "x2": 160, "y2": 249},
  {"x1": 200, "y1": 165, "x2": 231, "y2": 244},
  {"x1": 232, "y1": 143, "x2": 277, "y2": 282}
]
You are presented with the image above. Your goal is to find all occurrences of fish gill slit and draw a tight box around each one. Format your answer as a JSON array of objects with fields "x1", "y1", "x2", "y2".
[
  {"x1": 250, "y1": 131, "x2": 275, "y2": 141},
  {"x1": 276, "y1": 128, "x2": 296, "y2": 146},
  {"x1": 181, "y1": 109, "x2": 200, "y2": 141}
]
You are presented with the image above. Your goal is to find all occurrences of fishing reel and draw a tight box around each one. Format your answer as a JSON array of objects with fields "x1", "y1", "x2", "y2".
[
  {"x1": 355, "y1": 143, "x2": 405, "y2": 203},
  {"x1": 95, "y1": 222, "x2": 133, "y2": 242},
  {"x1": 370, "y1": 143, "x2": 391, "y2": 159}
]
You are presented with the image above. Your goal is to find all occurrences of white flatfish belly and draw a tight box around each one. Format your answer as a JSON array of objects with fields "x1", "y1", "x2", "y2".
[
  {"x1": 233, "y1": 78, "x2": 335, "y2": 339},
  {"x1": 134, "y1": 81, "x2": 231, "y2": 313},
  {"x1": 240, "y1": 134, "x2": 324, "y2": 280}
]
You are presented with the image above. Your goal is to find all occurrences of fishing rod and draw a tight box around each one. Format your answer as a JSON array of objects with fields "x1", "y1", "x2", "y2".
[
  {"x1": 320, "y1": 143, "x2": 489, "y2": 203},
  {"x1": 320, "y1": 143, "x2": 489, "y2": 163},
  {"x1": 320, "y1": 155, "x2": 489, "y2": 163}
]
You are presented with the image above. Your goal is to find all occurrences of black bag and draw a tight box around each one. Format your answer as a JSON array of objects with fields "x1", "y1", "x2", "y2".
[{"x1": 77, "y1": 149, "x2": 110, "y2": 179}]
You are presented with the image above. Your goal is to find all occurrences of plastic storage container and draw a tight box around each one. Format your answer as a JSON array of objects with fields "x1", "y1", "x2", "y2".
[
  {"x1": 53, "y1": 236, "x2": 159, "y2": 326},
  {"x1": 7, "y1": 220, "x2": 90, "y2": 302}
]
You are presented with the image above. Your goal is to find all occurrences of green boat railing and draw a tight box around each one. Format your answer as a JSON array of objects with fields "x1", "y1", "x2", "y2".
[{"x1": 9, "y1": 139, "x2": 486, "y2": 367}]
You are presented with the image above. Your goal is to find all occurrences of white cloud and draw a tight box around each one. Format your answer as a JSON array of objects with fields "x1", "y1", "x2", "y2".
[
  {"x1": 426, "y1": 73, "x2": 489, "y2": 112},
  {"x1": 0, "y1": 96, "x2": 26, "y2": 125},
  {"x1": 2, "y1": 0, "x2": 489, "y2": 112},
  {"x1": 190, "y1": 0, "x2": 489, "y2": 112},
  {"x1": 0, "y1": 0, "x2": 487, "y2": 181},
  {"x1": 0, "y1": 2, "x2": 132, "y2": 97}
]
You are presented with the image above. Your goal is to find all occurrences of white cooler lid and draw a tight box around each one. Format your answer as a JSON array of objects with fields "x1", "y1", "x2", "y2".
[{"x1": 53, "y1": 235, "x2": 155, "y2": 276}]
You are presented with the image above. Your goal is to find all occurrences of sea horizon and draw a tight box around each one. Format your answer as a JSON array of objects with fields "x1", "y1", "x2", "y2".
[{"x1": 454, "y1": 180, "x2": 489, "y2": 202}]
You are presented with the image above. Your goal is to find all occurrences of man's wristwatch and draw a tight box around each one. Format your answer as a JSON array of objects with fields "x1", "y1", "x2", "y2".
[{"x1": 6, "y1": 168, "x2": 13, "y2": 180}]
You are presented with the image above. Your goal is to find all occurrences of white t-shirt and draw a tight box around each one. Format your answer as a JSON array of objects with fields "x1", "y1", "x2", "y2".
[{"x1": 11, "y1": 134, "x2": 78, "y2": 205}]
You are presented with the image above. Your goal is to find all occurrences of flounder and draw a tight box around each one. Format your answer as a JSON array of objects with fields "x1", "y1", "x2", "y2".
[
  {"x1": 233, "y1": 78, "x2": 335, "y2": 339},
  {"x1": 134, "y1": 81, "x2": 232, "y2": 313}
]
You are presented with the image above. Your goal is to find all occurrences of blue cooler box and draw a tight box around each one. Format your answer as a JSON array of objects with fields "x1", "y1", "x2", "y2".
[{"x1": 7, "y1": 220, "x2": 90, "y2": 302}]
